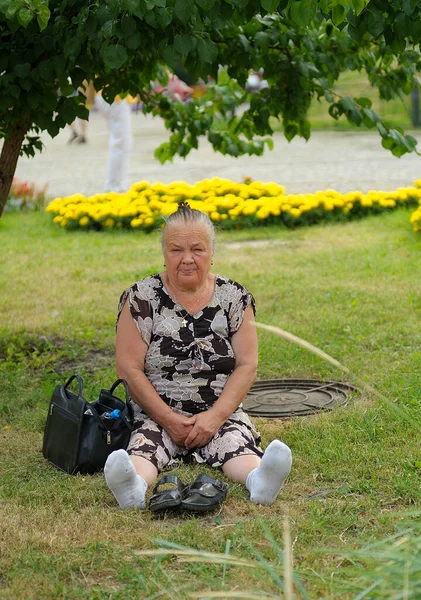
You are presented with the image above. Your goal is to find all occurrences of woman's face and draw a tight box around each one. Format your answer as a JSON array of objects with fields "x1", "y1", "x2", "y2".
[{"x1": 163, "y1": 223, "x2": 213, "y2": 291}]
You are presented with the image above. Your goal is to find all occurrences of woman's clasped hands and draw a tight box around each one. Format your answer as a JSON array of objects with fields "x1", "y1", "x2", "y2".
[{"x1": 163, "y1": 410, "x2": 224, "y2": 449}]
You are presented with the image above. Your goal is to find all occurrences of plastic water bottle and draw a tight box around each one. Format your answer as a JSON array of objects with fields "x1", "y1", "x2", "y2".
[{"x1": 102, "y1": 409, "x2": 121, "y2": 420}]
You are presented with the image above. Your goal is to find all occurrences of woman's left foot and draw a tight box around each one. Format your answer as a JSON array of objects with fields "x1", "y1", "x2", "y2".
[{"x1": 246, "y1": 440, "x2": 292, "y2": 505}]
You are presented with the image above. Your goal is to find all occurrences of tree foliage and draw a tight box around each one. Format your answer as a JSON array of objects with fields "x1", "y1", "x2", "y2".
[{"x1": 1, "y1": 0, "x2": 421, "y2": 216}]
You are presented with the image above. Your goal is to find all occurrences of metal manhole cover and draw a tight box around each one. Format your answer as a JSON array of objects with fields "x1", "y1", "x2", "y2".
[{"x1": 243, "y1": 379, "x2": 359, "y2": 417}]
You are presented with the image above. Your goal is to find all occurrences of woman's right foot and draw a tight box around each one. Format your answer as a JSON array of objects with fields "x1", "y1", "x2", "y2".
[{"x1": 104, "y1": 449, "x2": 147, "y2": 509}]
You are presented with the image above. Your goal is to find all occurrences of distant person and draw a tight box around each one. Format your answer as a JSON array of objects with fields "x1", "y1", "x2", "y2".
[
  {"x1": 152, "y1": 71, "x2": 193, "y2": 102},
  {"x1": 68, "y1": 118, "x2": 88, "y2": 144},
  {"x1": 95, "y1": 93, "x2": 133, "y2": 193},
  {"x1": 245, "y1": 69, "x2": 269, "y2": 93},
  {"x1": 67, "y1": 81, "x2": 95, "y2": 144}
]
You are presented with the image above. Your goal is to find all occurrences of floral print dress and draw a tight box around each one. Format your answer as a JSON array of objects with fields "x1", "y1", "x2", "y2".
[{"x1": 118, "y1": 274, "x2": 263, "y2": 469}]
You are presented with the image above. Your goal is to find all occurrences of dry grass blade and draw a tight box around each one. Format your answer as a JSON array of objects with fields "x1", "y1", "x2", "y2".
[
  {"x1": 135, "y1": 548, "x2": 256, "y2": 567},
  {"x1": 253, "y1": 322, "x2": 350, "y2": 375},
  {"x1": 189, "y1": 592, "x2": 280, "y2": 599},
  {"x1": 283, "y1": 517, "x2": 293, "y2": 600}
]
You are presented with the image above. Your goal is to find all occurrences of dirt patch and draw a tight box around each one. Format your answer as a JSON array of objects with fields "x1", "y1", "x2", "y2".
[{"x1": 0, "y1": 334, "x2": 114, "y2": 375}]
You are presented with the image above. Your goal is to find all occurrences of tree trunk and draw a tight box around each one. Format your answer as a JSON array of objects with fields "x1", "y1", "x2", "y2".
[{"x1": 0, "y1": 118, "x2": 30, "y2": 218}]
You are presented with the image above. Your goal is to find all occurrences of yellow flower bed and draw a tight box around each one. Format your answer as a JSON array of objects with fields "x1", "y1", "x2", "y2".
[
  {"x1": 46, "y1": 177, "x2": 421, "y2": 232},
  {"x1": 410, "y1": 180, "x2": 421, "y2": 233}
]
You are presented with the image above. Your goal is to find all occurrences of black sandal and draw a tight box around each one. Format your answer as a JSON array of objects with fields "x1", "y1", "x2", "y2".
[
  {"x1": 148, "y1": 475, "x2": 188, "y2": 513},
  {"x1": 181, "y1": 474, "x2": 228, "y2": 513}
]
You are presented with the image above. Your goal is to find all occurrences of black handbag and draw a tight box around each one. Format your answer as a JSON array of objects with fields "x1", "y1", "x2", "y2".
[{"x1": 42, "y1": 374, "x2": 134, "y2": 475}]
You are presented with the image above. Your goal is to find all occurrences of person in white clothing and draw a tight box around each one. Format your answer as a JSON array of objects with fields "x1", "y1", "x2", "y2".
[{"x1": 95, "y1": 94, "x2": 133, "y2": 193}]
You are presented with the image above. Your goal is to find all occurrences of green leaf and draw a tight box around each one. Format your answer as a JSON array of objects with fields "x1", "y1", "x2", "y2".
[
  {"x1": 174, "y1": 0, "x2": 195, "y2": 24},
  {"x1": 5, "y1": 3, "x2": 17, "y2": 19},
  {"x1": 208, "y1": 131, "x2": 222, "y2": 147},
  {"x1": 290, "y1": 0, "x2": 317, "y2": 26},
  {"x1": 27, "y1": 92, "x2": 43, "y2": 109},
  {"x1": 197, "y1": 38, "x2": 218, "y2": 64},
  {"x1": 145, "y1": 10, "x2": 157, "y2": 26},
  {"x1": 340, "y1": 96, "x2": 362, "y2": 125},
  {"x1": 354, "y1": 96, "x2": 372, "y2": 109},
  {"x1": 174, "y1": 33, "x2": 195, "y2": 55},
  {"x1": 349, "y1": 0, "x2": 367, "y2": 16},
  {"x1": 260, "y1": 0, "x2": 280, "y2": 12},
  {"x1": 255, "y1": 31, "x2": 270, "y2": 48},
  {"x1": 298, "y1": 61, "x2": 309, "y2": 78},
  {"x1": 123, "y1": 0, "x2": 147, "y2": 18},
  {"x1": 332, "y1": 4, "x2": 345, "y2": 26},
  {"x1": 53, "y1": 55, "x2": 66, "y2": 75},
  {"x1": 405, "y1": 134, "x2": 418, "y2": 149},
  {"x1": 37, "y1": 4, "x2": 50, "y2": 31},
  {"x1": 265, "y1": 137, "x2": 274, "y2": 150},
  {"x1": 20, "y1": 78, "x2": 32, "y2": 92},
  {"x1": 162, "y1": 46, "x2": 182, "y2": 69},
  {"x1": 196, "y1": 0, "x2": 216, "y2": 9},
  {"x1": 101, "y1": 20, "x2": 114, "y2": 38},
  {"x1": 284, "y1": 122, "x2": 298, "y2": 141},
  {"x1": 119, "y1": 16, "x2": 137, "y2": 36},
  {"x1": 14, "y1": 63, "x2": 31, "y2": 78},
  {"x1": 107, "y1": 0, "x2": 120, "y2": 10},
  {"x1": 17, "y1": 7, "x2": 34, "y2": 27},
  {"x1": 394, "y1": 12, "x2": 409, "y2": 40},
  {"x1": 9, "y1": 84, "x2": 20, "y2": 99},
  {"x1": 59, "y1": 84, "x2": 74, "y2": 97},
  {"x1": 156, "y1": 7, "x2": 173, "y2": 28},
  {"x1": 299, "y1": 118, "x2": 311, "y2": 140},
  {"x1": 38, "y1": 59, "x2": 53, "y2": 80},
  {"x1": 361, "y1": 109, "x2": 377, "y2": 129},
  {"x1": 102, "y1": 45, "x2": 128, "y2": 69},
  {"x1": 125, "y1": 31, "x2": 142, "y2": 49},
  {"x1": 410, "y1": 18, "x2": 421, "y2": 43},
  {"x1": 376, "y1": 122, "x2": 388, "y2": 138},
  {"x1": 402, "y1": 0, "x2": 417, "y2": 16},
  {"x1": 155, "y1": 142, "x2": 173, "y2": 163},
  {"x1": 146, "y1": 0, "x2": 166, "y2": 7},
  {"x1": 43, "y1": 91, "x2": 58, "y2": 111},
  {"x1": 367, "y1": 11, "x2": 385, "y2": 38},
  {"x1": 0, "y1": 0, "x2": 11, "y2": 14}
]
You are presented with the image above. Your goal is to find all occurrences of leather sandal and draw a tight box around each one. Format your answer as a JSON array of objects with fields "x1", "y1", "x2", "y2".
[
  {"x1": 148, "y1": 474, "x2": 188, "y2": 513},
  {"x1": 181, "y1": 474, "x2": 228, "y2": 513}
]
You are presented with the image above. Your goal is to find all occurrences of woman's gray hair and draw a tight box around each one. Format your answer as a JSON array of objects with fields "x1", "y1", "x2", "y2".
[{"x1": 161, "y1": 202, "x2": 216, "y2": 252}]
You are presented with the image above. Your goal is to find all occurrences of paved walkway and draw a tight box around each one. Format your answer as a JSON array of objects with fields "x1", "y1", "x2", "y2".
[{"x1": 11, "y1": 110, "x2": 421, "y2": 199}]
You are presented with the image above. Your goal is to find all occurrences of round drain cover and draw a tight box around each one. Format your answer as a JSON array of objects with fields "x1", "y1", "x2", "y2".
[{"x1": 243, "y1": 379, "x2": 358, "y2": 417}]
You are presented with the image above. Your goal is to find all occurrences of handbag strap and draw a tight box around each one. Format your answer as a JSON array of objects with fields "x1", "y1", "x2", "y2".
[
  {"x1": 64, "y1": 374, "x2": 84, "y2": 397},
  {"x1": 108, "y1": 378, "x2": 130, "y2": 404}
]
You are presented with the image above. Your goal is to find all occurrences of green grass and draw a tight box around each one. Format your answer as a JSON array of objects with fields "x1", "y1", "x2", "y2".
[{"x1": 1, "y1": 210, "x2": 421, "y2": 598}]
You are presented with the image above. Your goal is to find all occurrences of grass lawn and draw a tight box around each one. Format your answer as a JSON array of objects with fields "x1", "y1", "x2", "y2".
[{"x1": 1, "y1": 208, "x2": 421, "y2": 599}]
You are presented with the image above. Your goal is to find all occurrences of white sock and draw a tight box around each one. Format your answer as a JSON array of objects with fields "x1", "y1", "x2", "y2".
[
  {"x1": 246, "y1": 440, "x2": 292, "y2": 506},
  {"x1": 104, "y1": 449, "x2": 147, "y2": 510}
]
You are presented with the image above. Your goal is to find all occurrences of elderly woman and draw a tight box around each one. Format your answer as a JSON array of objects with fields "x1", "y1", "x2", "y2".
[{"x1": 104, "y1": 202, "x2": 292, "y2": 510}]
